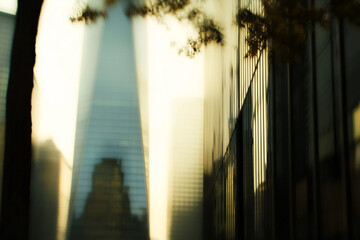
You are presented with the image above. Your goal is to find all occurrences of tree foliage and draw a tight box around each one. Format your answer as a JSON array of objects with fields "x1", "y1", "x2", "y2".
[
  {"x1": 126, "y1": 1, "x2": 224, "y2": 57},
  {"x1": 177, "y1": 9, "x2": 224, "y2": 57},
  {"x1": 71, "y1": 0, "x2": 360, "y2": 60},
  {"x1": 236, "y1": 0, "x2": 360, "y2": 62},
  {"x1": 70, "y1": 4, "x2": 107, "y2": 23},
  {"x1": 125, "y1": 0, "x2": 191, "y2": 17},
  {"x1": 71, "y1": 0, "x2": 223, "y2": 57}
]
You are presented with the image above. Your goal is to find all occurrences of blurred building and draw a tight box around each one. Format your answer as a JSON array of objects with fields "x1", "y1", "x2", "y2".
[
  {"x1": 167, "y1": 99, "x2": 203, "y2": 240},
  {"x1": 0, "y1": 10, "x2": 16, "y2": 217},
  {"x1": 202, "y1": 0, "x2": 360, "y2": 240},
  {"x1": 29, "y1": 139, "x2": 62, "y2": 240},
  {"x1": 70, "y1": 158, "x2": 147, "y2": 240},
  {"x1": 28, "y1": 137, "x2": 73, "y2": 240},
  {"x1": 67, "y1": 2, "x2": 148, "y2": 239}
]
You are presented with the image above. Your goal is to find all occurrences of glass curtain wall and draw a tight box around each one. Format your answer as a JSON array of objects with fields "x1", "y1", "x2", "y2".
[
  {"x1": 0, "y1": 10, "x2": 16, "y2": 218},
  {"x1": 203, "y1": 0, "x2": 272, "y2": 239},
  {"x1": 203, "y1": 0, "x2": 360, "y2": 239},
  {"x1": 66, "y1": 3, "x2": 148, "y2": 239},
  {"x1": 28, "y1": 0, "x2": 149, "y2": 239},
  {"x1": 167, "y1": 99, "x2": 203, "y2": 240}
]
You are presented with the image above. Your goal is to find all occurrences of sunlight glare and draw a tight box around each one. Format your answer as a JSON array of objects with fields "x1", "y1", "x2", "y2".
[
  {"x1": 147, "y1": 15, "x2": 204, "y2": 240},
  {"x1": 33, "y1": 0, "x2": 85, "y2": 166}
]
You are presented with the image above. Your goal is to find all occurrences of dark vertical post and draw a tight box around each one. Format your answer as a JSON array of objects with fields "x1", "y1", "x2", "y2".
[
  {"x1": 335, "y1": 18, "x2": 353, "y2": 239},
  {"x1": 330, "y1": 17, "x2": 351, "y2": 240},
  {"x1": 309, "y1": 10, "x2": 321, "y2": 239},
  {"x1": 0, "y1": 0, "x2": 43, "y2": 239},
  {"x1": 235, "y1": 114, "x2": 243, "y2": 240},
  {"x1": 287, "y1": 63, "x2": 295, "y2": 240},
  {"x1": 269, "y1": 53, "x2": 276, "y2": 240}
]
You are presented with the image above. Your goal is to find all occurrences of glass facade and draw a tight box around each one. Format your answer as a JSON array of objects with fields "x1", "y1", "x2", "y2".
[
  {"x1": 203, "y1": 0, "x2": 360, "y2": 240},
  {"x1": 0, "y1": 11, "x2": 16, "y2": 218},
  {"x1": 67, "y1": 3, "x2": 148, "y2": 239},
  {"x1": 167, "y1": 98, "x2": 203, "y2": 240},
  {"x1": 203, "y1": 1, "x2": 271, "y2": 239},
  {"x1": 1, "y1": 0, "x2": 359, "y2": 239}
]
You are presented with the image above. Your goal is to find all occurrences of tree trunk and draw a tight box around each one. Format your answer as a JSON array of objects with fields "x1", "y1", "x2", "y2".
[{"x1": 0, "y1": 0, "x2": 43, "y2": 239}]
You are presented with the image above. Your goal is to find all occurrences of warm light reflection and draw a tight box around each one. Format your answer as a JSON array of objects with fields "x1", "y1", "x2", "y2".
[
  {"x1": 354, "y1": 102, "x2": 360, "y2": 171},
  {"x1": 146, "y1": 16, "x2": 204, "y2": 240},
  {"x1": 57, "y1": 154, "x2": 72, "y2": 240},
  {"x1": 33, "y1": 1, "x2": 205, "y2": 239},
  {"x1": 252, "y1": 53, "x2": 268, "y2": 193},
  {"x1": 167, "y1": 98, "x2": 203, "y2": 240},
  {"x1": 32, "y1": 0, "x2": 85, "y2": 238},
  {"x1": 33, "y1": 0, "x2": 85, "y2": 166}
]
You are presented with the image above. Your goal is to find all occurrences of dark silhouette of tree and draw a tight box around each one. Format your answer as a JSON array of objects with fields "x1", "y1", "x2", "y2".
[
  {"x1": 71, "y1": 0, "x2": 360, "y2": 61},
  {"x1": 0, "y1": 0, "x2": 44, "y2": 239},
  {"x1": 236, "y1": 0, "x2": 360, "y2": 61}
]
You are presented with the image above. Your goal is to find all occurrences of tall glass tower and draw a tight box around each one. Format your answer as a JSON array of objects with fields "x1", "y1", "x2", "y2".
[{"x1": 67, "y1": 3, "x2": 148, "y2": 239}]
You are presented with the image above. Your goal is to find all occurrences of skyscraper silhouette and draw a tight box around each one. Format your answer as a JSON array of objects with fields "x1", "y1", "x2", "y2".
[{"x1": 67, "y1": 3, "x2": 148, "y2": 239}]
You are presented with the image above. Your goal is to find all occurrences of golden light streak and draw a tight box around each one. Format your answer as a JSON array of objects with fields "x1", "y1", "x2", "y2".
[
  {"x1": 33, "y1": 0, "x2": 85, "y2": 166},
  {"x1": 146, "y1": 16, "x2": 204, "y2": 240}
]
